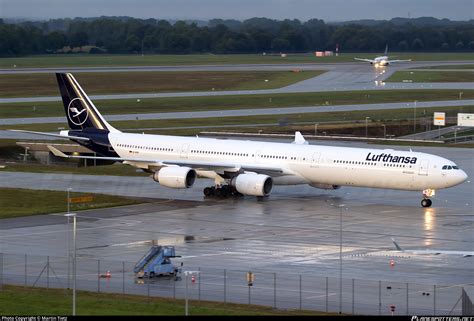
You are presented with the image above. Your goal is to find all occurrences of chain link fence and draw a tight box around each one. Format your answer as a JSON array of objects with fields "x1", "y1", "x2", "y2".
[{"x1": 0, "y1": 252, "x2": 466, "y2": 315}]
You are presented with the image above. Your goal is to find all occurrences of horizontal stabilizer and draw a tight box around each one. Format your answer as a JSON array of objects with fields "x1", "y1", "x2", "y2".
[{"x1": 47, "y1": 145, "x2": 68, "y2": 158}]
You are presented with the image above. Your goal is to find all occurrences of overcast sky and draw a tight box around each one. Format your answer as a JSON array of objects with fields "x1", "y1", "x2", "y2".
[{"x1": 2, "y1": 0, "x2": 472, "y2": 21}]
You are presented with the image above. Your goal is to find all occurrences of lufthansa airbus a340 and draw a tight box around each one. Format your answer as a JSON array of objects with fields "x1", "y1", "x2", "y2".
[{"x1": 12, "y1": 73, "x2": 468, "y2": 207}]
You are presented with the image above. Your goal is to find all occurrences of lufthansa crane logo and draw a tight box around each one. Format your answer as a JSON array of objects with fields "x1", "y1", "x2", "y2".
[{"x1": 67, "y1": 98, "x2": 89, "y2": 126}]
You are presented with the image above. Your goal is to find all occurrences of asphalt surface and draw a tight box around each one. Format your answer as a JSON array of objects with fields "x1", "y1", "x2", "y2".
[{"x1": 0, "y1": 140, "x2": 472, "y2": 315}]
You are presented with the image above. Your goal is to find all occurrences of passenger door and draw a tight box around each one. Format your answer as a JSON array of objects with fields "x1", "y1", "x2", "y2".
[
  {"x1": 311, "y1": 152, "x2": 321, "y2": 168},
  {"x1": 180, "y1": 143, "x2": 189, "y2": 159},
  {"x1": 418, "y1": 159, "x2": 429, "y2": 176}
]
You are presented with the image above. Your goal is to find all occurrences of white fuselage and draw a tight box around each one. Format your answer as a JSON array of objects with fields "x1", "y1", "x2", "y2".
[
  {"x1": 109, "y1": 132, "x2": 467, "y2": 191},
  {"x1": 374, "y1": 56, "x2": 389, "y2": 65},
  {"x1": 395, "y1": 249, "x2": 474, "y2": 257}
]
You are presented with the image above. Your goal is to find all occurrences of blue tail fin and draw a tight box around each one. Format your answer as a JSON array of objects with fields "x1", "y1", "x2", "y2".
[{"x1": 56, "y1": 73, "x2": 119, "y2": 133}]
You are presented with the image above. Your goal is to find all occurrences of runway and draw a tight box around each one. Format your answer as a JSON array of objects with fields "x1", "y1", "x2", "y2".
[
  {"x1": 1, "y1": 61, "x2": 472, "y2": 74},
  {"x1": 0, "y1": 140, "x2": 472, "y2": 314}
]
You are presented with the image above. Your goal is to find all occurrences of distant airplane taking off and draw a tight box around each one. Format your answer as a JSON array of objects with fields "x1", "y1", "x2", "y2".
[
  {"x1": 354, "y1": 45, "x2": 411, "y2": 66},
  {"x1": 10, "y1": 73, "x2": 468, "y2": 207},
  {"x1": 392, "y1": 238, "x2": 473, "y2": 257}
]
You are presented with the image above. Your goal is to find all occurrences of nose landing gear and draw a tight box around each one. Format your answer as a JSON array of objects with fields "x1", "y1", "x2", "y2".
[
  {"x1": 421, "y1": 189, "x2": 435, "y2": 208},
  {"x1": 421, "y1": 199, "x2": 432, "y2": 208}
]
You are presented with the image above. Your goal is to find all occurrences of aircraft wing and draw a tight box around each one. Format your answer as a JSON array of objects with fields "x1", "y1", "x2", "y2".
[
  {"x1": 354, "y1": 58, "x2": 375, "y2": 63},
  {"x1": 391, "y1": 238, "x2": 473, "y2": 257},
  {"x1": 165, "y1": 160, "x2": 288, "y2": 176},
  {"x1": 430, "y1": 250, "x2": 474, "y2": 257},
  {"x1": 47, "y1": 145, "x2": 289, "y2": 176},
  {"x1": 8, "y1": 129, "x2": 90, "y2": 141},
  {"x1": 386, "y1": 59, "x2": 412, "y2": 63}
]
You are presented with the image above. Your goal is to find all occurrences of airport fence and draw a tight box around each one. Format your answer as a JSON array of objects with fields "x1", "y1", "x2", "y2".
[{"x1": 0, "y1": 252, "x2": 465, "y2": 315}]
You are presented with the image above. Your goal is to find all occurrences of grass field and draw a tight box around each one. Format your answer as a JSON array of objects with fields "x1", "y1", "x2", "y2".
[
  {"x1": 443, "y1": 128, "x2": 474, "y2": 138},
  {"x1": 386, "y1": 70, "x2": 474, "y2": 82},
  {"x1": 0, "y1": 188, "x2": 145, "y2": 219},
  {"x1": 1, "y1": 89, "x2": 473, "y2": 119},
  {"x1": 0, "y1": 70, "x2": 323, "y2": 98},
  {"x1": 0, "y1": 285, "x2": 322, "y2": 315},
  {"x1": 3, "y1": 105, "x2": 472, "y2": 134},
  {"x1": 1, "y1": 52, "x2": 473, "y2": 69}
]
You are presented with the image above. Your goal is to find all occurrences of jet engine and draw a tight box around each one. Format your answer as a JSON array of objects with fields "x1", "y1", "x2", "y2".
[
  {"x1": 153, "y1": 167, "x2": 196, "y2": 188},
  {"x1": 230, "y1": 174, "x2": 273, "y2": 196}
]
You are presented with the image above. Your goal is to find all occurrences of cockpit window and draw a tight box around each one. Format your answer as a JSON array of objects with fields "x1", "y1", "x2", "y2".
[{"x1": 442, "y1": 165, "x2": 459, "y2": 170}]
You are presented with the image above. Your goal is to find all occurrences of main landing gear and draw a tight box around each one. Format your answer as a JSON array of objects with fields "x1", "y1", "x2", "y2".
[
  {"x1": 203, "y1": 185, "x2": 243, "y2": 198},
  {"x1": 421, "y1": 189, "x2": 435, "y2": 208}
]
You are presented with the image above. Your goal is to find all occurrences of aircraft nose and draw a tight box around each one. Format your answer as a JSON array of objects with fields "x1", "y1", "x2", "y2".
[{"x1": 453, "y1": 170, "x2": 468, "y2": 186}]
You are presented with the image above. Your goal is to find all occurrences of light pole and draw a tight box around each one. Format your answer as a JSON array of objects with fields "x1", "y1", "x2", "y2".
[
  {"x1": 184, "y1": 271, "x2": 200, "y2": 316},
  {"x1": 64, "y1": 213, "x2": 77, "y2": 316},
  {"x1": 413, "y1": 100, "x2": 417, "y2": 133},
  {"x1": 315, "y1": 123, "x2": 318, "y2": 136},
  {"x1": 382, "y1": 124, "x2": 386, "y2": 139},
  {"x1": 338, "y1": 204, "x2": 345, "y2": 314},
  {"x1": 67, "y1": 188, "x2": 72, "y2": 289},
  {"x1": 330, "y1": 202, "x2": 346, "y2": 314},
  {"x1": 365, "y1": 117, "x2": 370, "y2": 138},
  {"x1": 67, "y1": 188, "x2": 72, "y2": 214}
]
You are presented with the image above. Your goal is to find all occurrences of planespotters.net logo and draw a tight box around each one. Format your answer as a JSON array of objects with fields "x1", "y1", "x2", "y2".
[
  {"x1": 67, "y1": 97, "x2": 89, "y2": 126},
  {"x1": 412, "y1": 317, "x2": 474, "y2": 321}
]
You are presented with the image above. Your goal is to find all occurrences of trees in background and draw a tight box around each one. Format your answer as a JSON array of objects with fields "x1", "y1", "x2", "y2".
[{"x1": 0, "y1": 17, "x2": 472, "y2": 56}]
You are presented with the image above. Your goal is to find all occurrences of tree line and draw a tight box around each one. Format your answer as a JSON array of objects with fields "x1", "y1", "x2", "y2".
[{"x1": 0, "y1": 16, "x2": 473, "y2": 56}]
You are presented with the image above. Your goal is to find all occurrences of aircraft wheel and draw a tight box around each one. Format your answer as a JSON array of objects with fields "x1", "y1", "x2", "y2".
[
  {"x1": 421, "y1": 199, "x2": 432, "y2": 208},
  {"x1": 203, "y1": 187, "x2": 213, "y2": 197},
  {"x1": 221, "y1": 185, "x2": 231, "y2": 197}
]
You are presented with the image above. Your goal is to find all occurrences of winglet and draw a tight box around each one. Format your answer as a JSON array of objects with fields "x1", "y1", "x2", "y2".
[
  {"x1": 47, "y1": 145, "x2": 69, "y2": 158},
  {"x1": 391, "y1": 238, "x2": 403, "y2": 251},
  {"x1": 293, "y1": 131, "x2": 308, "y2": 145}
]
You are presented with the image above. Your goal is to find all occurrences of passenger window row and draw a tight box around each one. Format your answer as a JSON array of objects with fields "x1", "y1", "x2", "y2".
[
  {"x1": 117, "y1": 144, "x2": 172, "y2": 152},
  {"x1": 191, "y1": 150, "x2": 249, "y2": 157},
  {"x1": 261, "y1": 155, "x2": 288, "y2": 160},
  {"x1": 334, "y1": 160, "x2": 376, "y2": 166}
]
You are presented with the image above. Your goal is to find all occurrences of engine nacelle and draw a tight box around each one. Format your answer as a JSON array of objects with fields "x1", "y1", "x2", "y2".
[
  {"x1": 310, "y1": 183, "x2": 341, "y2": 190},
  {"x1": 231, "y1": 174, "x2": 273, "y2": 196},
  {"x1": 153, "y1": 167, "x2": 196, "y2": 188}
]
